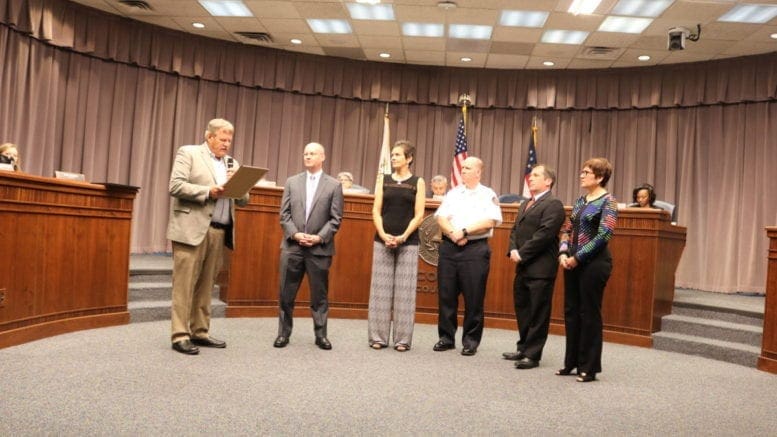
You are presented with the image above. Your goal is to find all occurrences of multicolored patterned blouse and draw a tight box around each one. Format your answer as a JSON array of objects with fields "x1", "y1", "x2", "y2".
[{"x1": 559, "y1": 193, "x2": 618, "y2": 264}]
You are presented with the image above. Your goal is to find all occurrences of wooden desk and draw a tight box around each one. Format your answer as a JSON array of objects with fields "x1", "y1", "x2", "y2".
[
  {"x1": 224, "y1": 187, "x2": 686, "y2": 347},
  {"x1": 0, "y1": 172, "x2": 137, "y2": 348},
  {"x1": 758, "y1": 227, "x2": 777, "y2": 373}
]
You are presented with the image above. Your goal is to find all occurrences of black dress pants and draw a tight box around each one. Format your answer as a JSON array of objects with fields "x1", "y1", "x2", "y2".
[
  {"x1": 437, "y1": 239, "x2": 491, "y2": 349},
  {"x1": 562, "y1": 248, "x2": 612, "y2": 374}
]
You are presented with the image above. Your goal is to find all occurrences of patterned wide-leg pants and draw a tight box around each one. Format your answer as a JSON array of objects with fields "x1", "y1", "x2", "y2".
[{"x1": 367, "y1": 241, "x2": 419, "y2": 348}]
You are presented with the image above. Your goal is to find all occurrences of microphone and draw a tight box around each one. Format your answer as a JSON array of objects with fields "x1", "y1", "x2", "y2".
[{"x1": 226, "y1": 157, "x2": 234, "y2": 170}]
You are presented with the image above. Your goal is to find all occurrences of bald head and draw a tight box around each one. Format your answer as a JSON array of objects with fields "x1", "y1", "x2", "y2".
[
  {"x1": 303, "y1": 142, "x2": 326, "y2": 172},
  {"x1": 461, "y1": 156, "x2": 483, "y2": 188}
]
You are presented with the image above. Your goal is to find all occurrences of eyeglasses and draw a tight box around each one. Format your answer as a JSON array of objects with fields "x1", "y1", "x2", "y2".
[{"x1": 580, "y1": 170, "x2": 594, "y2": 176}]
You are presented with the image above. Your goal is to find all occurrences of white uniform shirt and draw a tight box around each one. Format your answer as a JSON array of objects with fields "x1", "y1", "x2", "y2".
[{"x1": 435, "y1": 183, "x2": 503, "y2": 239}]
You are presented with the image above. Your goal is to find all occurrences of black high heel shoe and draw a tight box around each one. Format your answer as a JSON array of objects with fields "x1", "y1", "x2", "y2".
[
  {"x1": 555, "y1": 367, "x2": 576, "y2": 376},
  {"x1": 576, "y1": 372, "x2": 596, "y2": 382}
]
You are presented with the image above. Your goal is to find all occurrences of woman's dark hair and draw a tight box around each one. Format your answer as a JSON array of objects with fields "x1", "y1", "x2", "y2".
[
  {"x1": 632, "y1": 183, "x2": 656, "y2": 206},
  {"x1": 582, "y1": 157, "x2": 613, "y2": 187},
  {"x1": 393, "y1": 140, "x2": 415, "y2": 167}
]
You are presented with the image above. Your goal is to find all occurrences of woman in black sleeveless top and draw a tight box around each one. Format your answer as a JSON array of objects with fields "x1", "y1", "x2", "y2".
[{"x1": 367, "y1": 141, "x2": 426, "y2": 351}]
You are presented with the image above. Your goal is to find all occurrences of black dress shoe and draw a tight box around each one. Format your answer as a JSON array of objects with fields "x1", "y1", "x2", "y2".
[
  {"x1": 172, "y1": 340, "x2": 199, "y2": 355},
  {"x1": 502, "y1": 351, "x2": 525, "y2": 361},
  {"x1": 315, "y1": 337, "x2": 332, "y2": 350},
  {"x1": 273, "y1": 336, "x2": 289, "y2": 348},
  {"x1": 514, "y1": 357, "x2": 539, "y2": 369},
  {"x1": 191, "y1": 336, "x2": 226, "y2": 348},
  {"x1": 461, "y1": 347, "x2": 477, "y2": 356},
  {"x1": 433, "y1": 340, "x2": 455, "y2": 351},
  {"x1": 576, "y1": 372, "x2": 597, "y2": 382}
]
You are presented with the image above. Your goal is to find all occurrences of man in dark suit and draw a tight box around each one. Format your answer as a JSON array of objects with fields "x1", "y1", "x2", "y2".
[
  {"x1": 166, "y1": 118, "x2": 249, "y2": 355},
  {"x1": 504, "y1": 164, "x2": 565, "y2": 369},
  {"x1": 274, "y1": 142, "x2": 344, "y2": 350}
]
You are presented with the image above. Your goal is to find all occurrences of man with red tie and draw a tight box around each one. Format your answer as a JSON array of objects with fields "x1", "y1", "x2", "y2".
[{"x1": 504, "y1": 164, "x2": 565, "y2": 369}]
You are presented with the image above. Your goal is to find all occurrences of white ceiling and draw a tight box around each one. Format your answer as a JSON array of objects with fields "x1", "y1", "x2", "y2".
[{"x1": 69, "y1": 0, "x2": 777, "y2": 69}]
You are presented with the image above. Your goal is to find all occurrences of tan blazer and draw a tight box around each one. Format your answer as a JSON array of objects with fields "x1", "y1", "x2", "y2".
[{"x1": 166, "y1": 143, "x2": 249, "y2": 248}]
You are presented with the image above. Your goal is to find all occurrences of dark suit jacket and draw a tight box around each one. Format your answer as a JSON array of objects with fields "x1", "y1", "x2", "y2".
[
  {"x1": 508, "y1": 193, "x2": 565, "y2": 279},
  {"x1": 279, "y1": 171, "x2": 344, "y2": 256},
  {"x1": 166, "y1": 143, "x2": 249, "y2": 249}
]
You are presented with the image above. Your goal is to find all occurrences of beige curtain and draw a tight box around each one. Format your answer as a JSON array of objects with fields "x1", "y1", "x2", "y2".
[{"x1": 1, "y1": 0, "x2": 776, "y2": 293}]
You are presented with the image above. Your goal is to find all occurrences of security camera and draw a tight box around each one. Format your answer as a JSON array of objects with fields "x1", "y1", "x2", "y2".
[{"x1": 667, "y1": 27, "x2": 689, "y2": 51}]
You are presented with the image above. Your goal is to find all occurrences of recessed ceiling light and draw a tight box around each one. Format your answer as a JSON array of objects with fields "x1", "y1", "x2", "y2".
[
  {"x1": 356, "y1": 0, "x2": 381, "y2": 4},
  {"x1": 192, "y1": 22, "x2": 205, "y2": 29},
  {"x1": 543, "y1": 61, "x2": 555, "y2": 66},
  {"x1": 290, "y1": 38, "x2": 302, "y2": 45},
  {"x1": 771, "y1": 33, "x2": 777, "y2": 40},
  {"x1": 449, "y1": 24, "x2": 492, "y2": 40},
  {"x1": 541, "y1": 30, "x2": 589, "y2": 45},
  {"x1": 499, "y1": 10, "x2": 549, "y2": 28},
  {"x1": 568, "y1": 0, "x2": 603, "y2": 15},
  {"x1": 598, "y1": 16, "x2": 653, "y2": 34},
  {"x1": 346, "y1": 3, "x2": 394, "y2": 20},
  {"x1": 638, "y1": 55, "x2": 651, "y2": 61},
  {"x1": 718, "y1": 4, "x2": 777, "y2": 24},
  {"x1": 307, "y1": 19, "x2": 352, "y2": 34},
  {"x1": 611, "y1": 0, "x2": 673, "y2": 18},
  {"x1": 198, "y1": 0, "x2": 253, "y2": 17},
  {"x1": 379, "y1": 53, "x2": 391, "y2": 58},
  {"x1": 460, "y1": 57, "x2": 472, "y2": 62},
  {"x1": 401, "y1": 22, "x2": 445, "y2": 37}
]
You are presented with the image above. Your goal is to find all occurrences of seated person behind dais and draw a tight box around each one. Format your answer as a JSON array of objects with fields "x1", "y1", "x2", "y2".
[
  {"x1": 0, "y1": 143, "x2": 21, "y2": 171},
  {"x1": 629, "y1": 183, "x2": 660, "y2": 209},
  {"x1": 337, "y1": 171, "x2": 370, "y2": 194}
]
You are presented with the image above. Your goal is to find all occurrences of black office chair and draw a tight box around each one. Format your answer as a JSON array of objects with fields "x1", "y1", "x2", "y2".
[{"x1": 498, "y1": 193, "x2": 526, "y2": 204}]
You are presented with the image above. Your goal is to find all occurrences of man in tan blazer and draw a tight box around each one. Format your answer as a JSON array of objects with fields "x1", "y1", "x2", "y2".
[{"x1": 166, "y1": 118, "x2": 249, "y2": 355}]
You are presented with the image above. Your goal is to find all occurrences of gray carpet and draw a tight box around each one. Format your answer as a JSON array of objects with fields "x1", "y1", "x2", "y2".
[{"x1": 1, "y1": 318, "x2": 775, "y2": 436}]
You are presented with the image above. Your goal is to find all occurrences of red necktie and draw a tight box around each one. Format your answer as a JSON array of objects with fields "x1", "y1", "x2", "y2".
[{"x1": 525, "y1": 197, "x2": 536, "y2": 210}]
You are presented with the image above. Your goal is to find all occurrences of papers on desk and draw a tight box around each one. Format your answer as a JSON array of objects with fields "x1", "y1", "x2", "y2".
[{"x1": 223, "y1": 165, "x2": 268, "y2": 198}]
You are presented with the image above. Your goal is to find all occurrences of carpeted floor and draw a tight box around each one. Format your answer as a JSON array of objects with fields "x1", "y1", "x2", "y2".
[{"x1": 1, "y1": 318, "x2": 775, "y2": 436}]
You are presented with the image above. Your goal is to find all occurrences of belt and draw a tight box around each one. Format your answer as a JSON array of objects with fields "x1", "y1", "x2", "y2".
[
  {"x1": 443, "y1": 236, "x2": 487, "y2": 246},
  {"x1": 209, "y1": 222, "x2": 230, "y2": 230}
]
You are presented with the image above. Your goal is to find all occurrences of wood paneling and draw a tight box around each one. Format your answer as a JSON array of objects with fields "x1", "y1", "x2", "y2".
[
  {"x1": 225, "y1": 187, "x2": 686, "y2": 347},
  {"x1": 758, "y1": 227, "x2": 777, "y2": 373},
  {"x1": 0, "y1": 172, "x2": 137, "y2": 348}
]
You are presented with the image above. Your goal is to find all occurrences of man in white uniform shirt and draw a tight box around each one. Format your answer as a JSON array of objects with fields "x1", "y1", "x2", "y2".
[{"x1": 433, "y1": 157, "x2": 503, "y2": 356}]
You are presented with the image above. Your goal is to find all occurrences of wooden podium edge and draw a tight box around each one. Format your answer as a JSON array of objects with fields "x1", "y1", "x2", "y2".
[
  {"x1": 0, "y1": 312, "x2": 129, "y2": 349},
  {"x1": 757, "y1": 354, "x2": 777, "y2": 374}
]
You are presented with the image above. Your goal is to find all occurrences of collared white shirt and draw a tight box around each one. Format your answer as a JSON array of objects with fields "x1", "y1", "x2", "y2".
[
  {"x1": 435, "y1": 183, "x2": 503, "y2": 239},
  {"x1": 305, "y1": 170, "x2": 323, "y2": 220},
  {"x1": 209, "y1": 150, "x2": 231, "y2": 225}
]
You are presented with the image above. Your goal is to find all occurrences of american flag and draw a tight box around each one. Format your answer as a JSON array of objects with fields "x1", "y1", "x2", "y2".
[
  {"x1": 522, "y1": 124, "x2": 538, "y2": 198},
  {"x1": 450, "y1": 117, "x2": 468, "y2": 188}
]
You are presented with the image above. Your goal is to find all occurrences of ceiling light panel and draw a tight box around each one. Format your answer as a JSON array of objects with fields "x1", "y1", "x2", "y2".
[
  {"x1": 499, "y1": 10, "x2": 549, "y2": 28},
  {"x1": 611, "y1": 0, "x2": 673, "y2": 18},
  {"x1": 718, "y1": 4, "x2": 777, "y2": 24},
  {"x1": 307, "y1": 19, "x2": 352, "y2": 34},
  {"x1": 401, "y1": 22, "x2": 444, "y2": 37},
  {"x1": 449, "y1": 24, "x2": 493, "y2": 40},
  {"x1": 598, "y1": 16, "x2": 653, "y2": 33},
  {"x1": 346, "y1": 3, "x2": 395, "y2": 20},
  {"x1": 198, "y1": 1, "x2": 253, "y2": 17},
  {"x1": 568, "y1": 0, "x2": 603, "y2": 15},
  {"x1": 541, "y1": 29, "x2": 589, "y2": 44}
]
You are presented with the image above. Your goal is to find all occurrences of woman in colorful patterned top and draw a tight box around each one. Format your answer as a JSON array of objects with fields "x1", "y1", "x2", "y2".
[
  {"x1": 367, "y1": 140, "x2": 426, "y2": 351},
  {"x1": 557, "y1": 157, "x2": 618, "y2": 382}
]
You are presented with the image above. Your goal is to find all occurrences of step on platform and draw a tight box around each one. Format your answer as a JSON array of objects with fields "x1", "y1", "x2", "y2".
[
  {"x1": 654, "y1": 288, "x2": 765, "y2": 368},
  {"x1": 128, "y1": 254, "x2": 225, "y2": 323}
]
